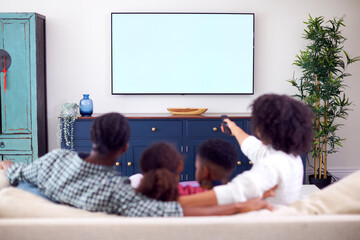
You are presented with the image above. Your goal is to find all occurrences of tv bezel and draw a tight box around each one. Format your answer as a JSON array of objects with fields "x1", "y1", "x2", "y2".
[{"x1": 111, "y1": 12, "x2": 255, "y2": 95}]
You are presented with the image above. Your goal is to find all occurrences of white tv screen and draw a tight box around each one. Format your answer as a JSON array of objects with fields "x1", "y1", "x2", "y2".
[{"x1": 111, "y1": 13, "x2": 254, "y2": 95}]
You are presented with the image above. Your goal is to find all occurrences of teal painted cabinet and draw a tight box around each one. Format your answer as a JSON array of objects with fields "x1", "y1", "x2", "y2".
[{"x1": 0, "y1": 13, "x2": 47, "y2": 163}]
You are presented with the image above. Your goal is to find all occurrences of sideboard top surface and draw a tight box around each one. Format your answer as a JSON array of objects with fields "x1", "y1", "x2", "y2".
[{"x1": 77, "y1": 113, "x2": 251, "y2": 119}]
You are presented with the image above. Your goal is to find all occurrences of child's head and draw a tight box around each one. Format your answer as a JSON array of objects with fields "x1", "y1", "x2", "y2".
[
  {"x1": 195, "y1": 139, "x2": 237, "y2": 189},
  {"x1": 90, "y1": 112, "x2": 130, "y2": 155},
  {"x1": 251, "y1": 94, "x2": 313, "y2": 156},
  {"x1": 136, "y1": 142, "x2": 183, "y2": 201}
]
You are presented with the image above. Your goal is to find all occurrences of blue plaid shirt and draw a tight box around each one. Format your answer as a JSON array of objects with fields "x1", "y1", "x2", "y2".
[{"x1": 6, "y1": 149, "x2": 183, "y2": 217}]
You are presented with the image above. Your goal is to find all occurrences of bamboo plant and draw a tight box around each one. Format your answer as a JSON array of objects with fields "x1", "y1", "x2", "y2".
[{"x1": 289, "y1": 15, "x2": 359, "y2": 179}]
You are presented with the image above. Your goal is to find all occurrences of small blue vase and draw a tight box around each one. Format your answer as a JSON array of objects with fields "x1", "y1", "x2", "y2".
[{"x1": 79, "y1": 94, "x2": 93, "y2": 117}]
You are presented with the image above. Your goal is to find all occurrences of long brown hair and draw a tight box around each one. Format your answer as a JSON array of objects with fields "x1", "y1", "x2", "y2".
[{"x1": 136, "y1": 142, "x2": 183, "y2": 201}]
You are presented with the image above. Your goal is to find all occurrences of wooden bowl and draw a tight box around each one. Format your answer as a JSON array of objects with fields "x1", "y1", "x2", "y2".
[{"x1": 167, "y1": 108, "x2": 208, "y2": 115}]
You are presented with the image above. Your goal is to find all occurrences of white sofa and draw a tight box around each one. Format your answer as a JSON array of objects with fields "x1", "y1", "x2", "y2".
[{"x1": 1, "y1": 170, "x2": 360, "y2": 240}]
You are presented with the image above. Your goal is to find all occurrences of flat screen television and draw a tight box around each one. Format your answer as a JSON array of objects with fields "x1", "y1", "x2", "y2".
[{"x1": 111, "y1": 13, "x2": 254, "y2": 95}]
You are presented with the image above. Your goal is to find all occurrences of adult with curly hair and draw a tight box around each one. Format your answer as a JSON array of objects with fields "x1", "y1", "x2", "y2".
[{"x1": 179, "y1": 94, "x2": 313, "y2": 207}]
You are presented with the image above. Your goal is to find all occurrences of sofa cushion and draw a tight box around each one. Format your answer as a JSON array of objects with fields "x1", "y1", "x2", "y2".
[
  {"x1": 287, "y1": 170, "x2": 360, "y2": 214},
  {"x1": 0, "y1": 187, "x2": 116, "y2": 218},
  {"x1": 1, "y1": 170, "x2": 359, "y2": 218}
]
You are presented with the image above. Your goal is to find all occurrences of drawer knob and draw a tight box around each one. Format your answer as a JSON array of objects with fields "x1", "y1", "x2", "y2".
[
  {"x1": 115, "y1": 162, "x2": 120, "y2": 167},
  {"x1": 213, "y1": 127, "x2": 218, "y2": 132},
  {"x1": 127, "y1": 162, "x2": 132, "y2": 167},
  {"x1": 151, "y1": 127, "x2": 156, "y2": 132},
  {"x1": 0, "y1": 142, "x2": 4, "y2": 148},
  {"x1": 237, "y1": 161, "x2": 242, "y2": 166},
  {"x1": 249, "y1": 161, "x2": 253, "y2": 165}
]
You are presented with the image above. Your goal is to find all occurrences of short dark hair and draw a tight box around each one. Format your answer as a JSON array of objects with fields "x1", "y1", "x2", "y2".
[
  {"x1": 198, "y1": 139, "x2": 237, "y2": 172},
  {"x1": 137, "y1": 142, "x2": 183, "y2": 201},
  {"x1": 90, "y1": 112, "x2": 130, "y2": 155},
  {"x1": 250, "y1": 94, "x2": 313, "y2": 156}
]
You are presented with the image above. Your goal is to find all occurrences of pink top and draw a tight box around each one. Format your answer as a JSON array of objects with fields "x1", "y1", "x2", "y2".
[{"x1": 177, "y1": 181, "x2": 207, "y2": 196}]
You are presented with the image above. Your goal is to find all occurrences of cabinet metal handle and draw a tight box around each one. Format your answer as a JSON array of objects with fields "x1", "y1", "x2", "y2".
[
  {"x1": 213, "y1": 127, "x2": 218, "y2": 132},
  {"x1": 151, "y1": 127, "x2": 156, "y2": 132},
  {"x1": 0, "y1": 142, "x2": 4, "y2": 148},
  {"x1": 127, "y1": 162, "x2": 132, "y2": 167},
  {"x1": 237, "y1": 161, "x2": 242, "y2": 166},
  {"x1": 116, "y1": 162, "x2": 120, "y2": 167}
]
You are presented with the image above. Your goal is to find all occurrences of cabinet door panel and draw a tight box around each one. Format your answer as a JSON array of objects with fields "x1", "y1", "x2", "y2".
[
  {"x1": 0, "y1": 18, "x2": 31, "y2": 134},
  {"x1": 126, "y1": 139, "x2": 182, "y2": 176}
]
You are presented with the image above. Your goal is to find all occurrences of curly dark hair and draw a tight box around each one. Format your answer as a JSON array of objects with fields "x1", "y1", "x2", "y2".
[
  {"x1": 250, "y1": 94, "x2": 313, "y2": 156},
  {"x1": 90, "y1": 112, "x2": 130, "y2": 155},
  {"x1": 136, "y1": 142, "x2": 183, "y2": 202},
  {"x1": 198, "y1": 139, "x2": 237, "y2": 172}
]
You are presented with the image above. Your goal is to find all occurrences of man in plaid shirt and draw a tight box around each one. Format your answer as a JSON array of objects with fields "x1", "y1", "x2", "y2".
[{"x1": 3, "y1": 113, "x2": 182, "y2": 217}]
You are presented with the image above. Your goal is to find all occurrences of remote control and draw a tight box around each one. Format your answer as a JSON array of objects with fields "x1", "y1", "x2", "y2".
[{"x1": 221, "y1": 115, "x2": 232, "y2": 135}]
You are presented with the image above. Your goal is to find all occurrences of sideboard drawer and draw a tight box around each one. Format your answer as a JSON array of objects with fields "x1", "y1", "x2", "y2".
[
  {"x1": 73, "y1": 120, "x2": 93, "y2": 139},
  {"x1": 129, "y1": 120, "x2": 183, "y2": 138},
  {"x1": 0, "y1": 138, "x2": 31, "y2": 151},
  {"x1": 186, "y1": 120, "x2": 245, "y2": 137},
  {"x1": 2, "y1": 154, "x2": 32, "y2": 163}
]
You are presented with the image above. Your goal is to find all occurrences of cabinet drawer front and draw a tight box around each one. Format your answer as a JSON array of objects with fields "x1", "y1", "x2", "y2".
[
  {"x1": 129, "y1": 120, "x2": 183, "y2": 137},
  {"x1": 186, "y1": 120, "x2": 245, "y2": 137},
  {"x1": 73, "y1": 120, "x2": 93, "y2": 139},
  {"x1": 2, "y1": 155, "x2": 32, "y2": 163},
  {"x1": 0, "y1": 138, "x2": 31, "y2": 151}
]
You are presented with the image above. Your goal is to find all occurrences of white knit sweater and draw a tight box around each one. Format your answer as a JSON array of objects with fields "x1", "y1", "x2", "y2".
[{"x1": 214, "y1": 136, "x2": 303, "y2": 205}]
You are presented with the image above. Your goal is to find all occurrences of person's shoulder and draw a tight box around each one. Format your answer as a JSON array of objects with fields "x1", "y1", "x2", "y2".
[
  {"x1": 48, "y1": 148, "x2": 76, "y2": 155},
  {"x1": 40, "y1": 149, "x2": 78, "y2": 161}
]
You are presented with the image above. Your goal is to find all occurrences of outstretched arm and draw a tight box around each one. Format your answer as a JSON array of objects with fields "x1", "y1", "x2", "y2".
[
  {"x1": 178, "y1": 189, "x2": 218, "y2": 207},
  {"x1": 182, "y1": 198, "x2": 273, "y2": 216},
  {"x1": 178, "y1": 185, "x2": 277, "y2": 207}
]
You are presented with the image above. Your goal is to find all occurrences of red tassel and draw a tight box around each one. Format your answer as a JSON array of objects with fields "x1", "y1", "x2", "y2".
[{"x1": 3, "y1": 70, "x2": 6, "y2": 93}]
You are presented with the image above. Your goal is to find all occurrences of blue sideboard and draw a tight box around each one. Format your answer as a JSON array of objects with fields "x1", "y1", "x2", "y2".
[
  {"x1": 0, "y1": 13, "x2": 47, "y2": 163},
  {"x1": 62, "y1": 114, "x2": 253, "y2": 181}
]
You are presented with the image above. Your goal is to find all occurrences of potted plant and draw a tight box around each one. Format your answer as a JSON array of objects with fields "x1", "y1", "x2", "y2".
[
  {"x1": 289, "y1": 15, "x2": 359, "y2": 188},
  {"x1": 57, "y1": 103, "x2": 79, "y2": 151}
]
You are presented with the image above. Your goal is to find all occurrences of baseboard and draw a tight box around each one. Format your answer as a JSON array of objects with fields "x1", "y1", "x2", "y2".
[{"x1": 305, "y1": 168, "x2": 358, "y2": 183}]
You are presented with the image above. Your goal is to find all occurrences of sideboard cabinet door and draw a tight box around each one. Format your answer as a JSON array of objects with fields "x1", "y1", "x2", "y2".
[{"x1": 0, "y1": 18, "x2": 31, "y2": 134}]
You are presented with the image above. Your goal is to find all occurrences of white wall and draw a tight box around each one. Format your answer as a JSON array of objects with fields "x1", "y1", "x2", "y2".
[{"x1": 2, "y1": 0, "x2": 360, "y2": 173}]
